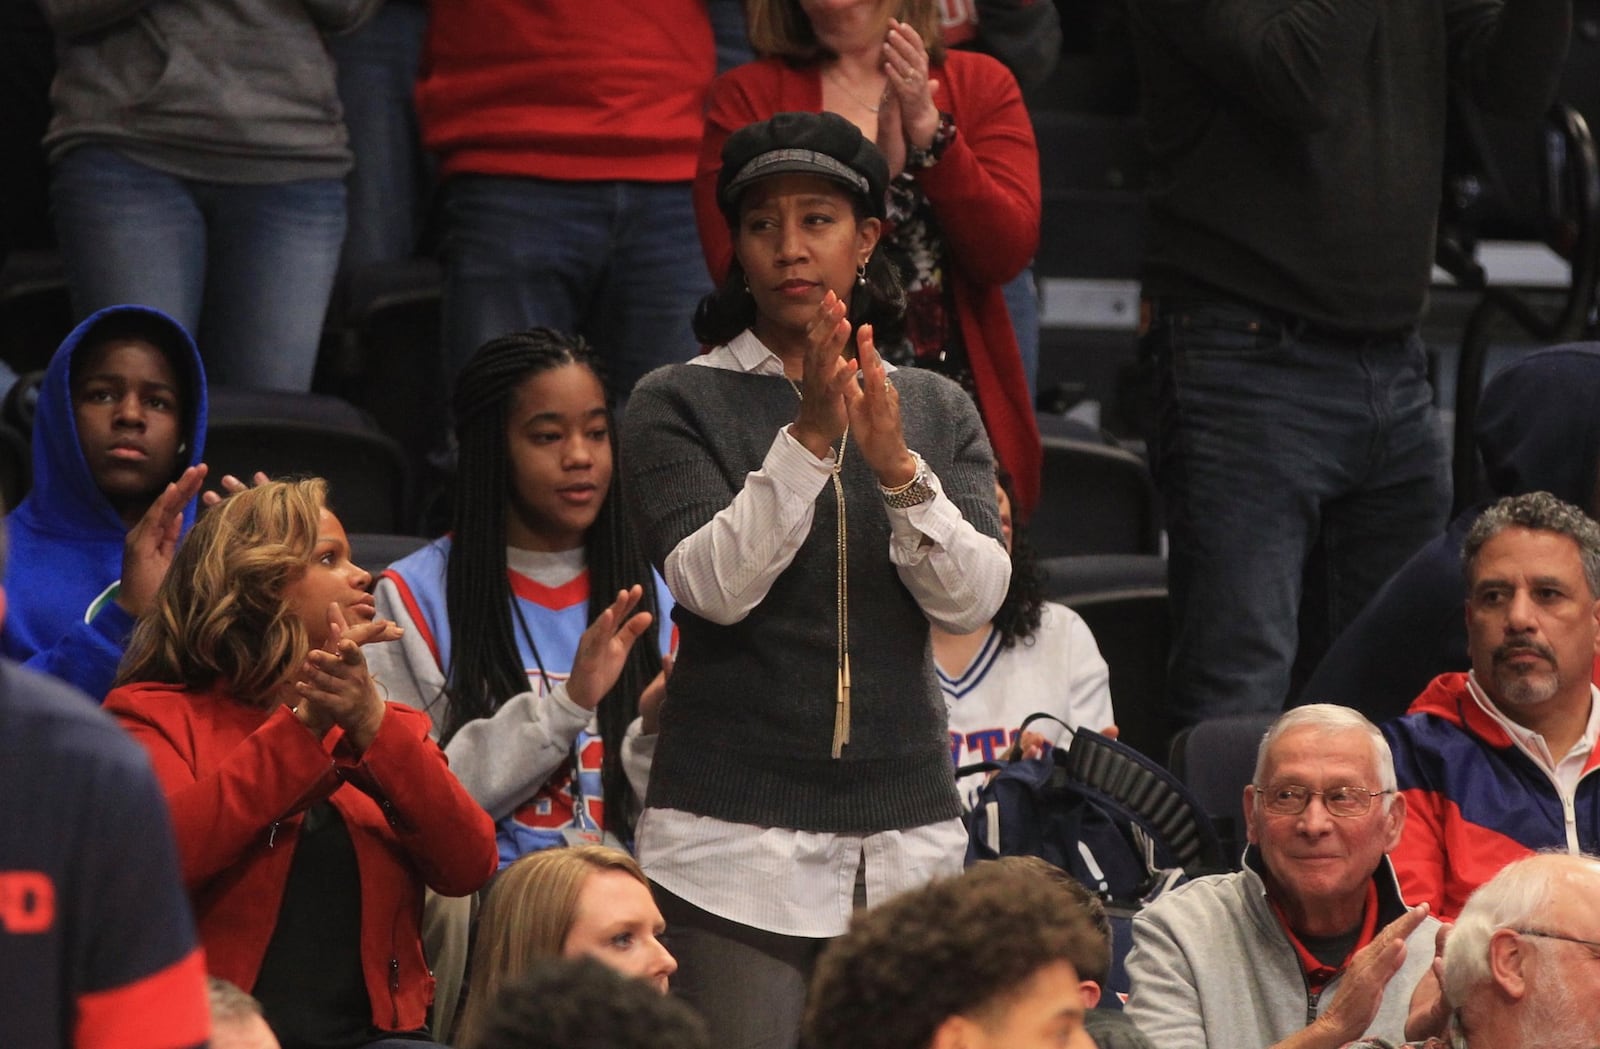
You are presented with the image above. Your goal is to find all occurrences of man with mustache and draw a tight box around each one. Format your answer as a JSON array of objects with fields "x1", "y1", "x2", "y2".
[{"x1": 1383, "y1": 491, "x2": 1600, "y2": 920}]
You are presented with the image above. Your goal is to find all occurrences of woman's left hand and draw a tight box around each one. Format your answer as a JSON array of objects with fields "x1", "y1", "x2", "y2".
[
  {"x1": 880, "y1": 19, "x2": 941, "y2": 156},
  {"x1": 846, "y1": 323, "x2": 917, "y2": 489},
  {"x1": 295, "y1": 603, "x2": 402, "y2": 751}
]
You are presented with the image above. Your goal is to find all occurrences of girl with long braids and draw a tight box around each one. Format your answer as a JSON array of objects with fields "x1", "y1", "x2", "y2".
[
  {"x1": 364, "y1": 329, "x2": 671, "y2": 1036},
  {"x1": 368, "y1": 328, "x2": 670, "y2": 859}
]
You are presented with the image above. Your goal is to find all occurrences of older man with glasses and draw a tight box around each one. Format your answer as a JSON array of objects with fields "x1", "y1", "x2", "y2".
[
  {"x1": 1339, "y1": 851, "x2": 1600, "y2": 1049},
  {"x1": 1126, "y1": 705, "x2": 1440, "y2": 1049}
]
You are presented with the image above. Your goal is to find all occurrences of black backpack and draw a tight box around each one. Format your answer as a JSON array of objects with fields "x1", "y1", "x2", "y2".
[{"x1": 962, "y1": 718, "x2": 1226, "y2": 903}]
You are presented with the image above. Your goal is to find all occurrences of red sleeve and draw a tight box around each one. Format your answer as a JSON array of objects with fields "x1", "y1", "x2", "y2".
[
  {"x1": 335, "y1": 703, "x2": 498, "y2": 896},
  {"x1": 107, "y1": 693, "x2": 340, "y2": 889},
  {"x1": 1392, "y1": 786, "x2": 1534, "y2": 921},
  {"x1": 1390, "y1": 786, "x2": 1448, "y2": 914},
  {"x1": 695, "y1": 66, "x2": 777, "y2": 283},
  {"x1": 916, "y1": 53, "x2": 1041, "y2": 286},
  {"x1": 75, "y1": 948, "x2": 209, "y2": 1049}
]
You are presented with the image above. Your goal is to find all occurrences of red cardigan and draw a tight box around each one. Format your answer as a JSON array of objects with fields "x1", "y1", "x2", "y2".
[
  {"x1": 693, "y1": 52, "x2": 1043, "y2": 513},
  {"x1": 105, "y1": 682, "x2": 498, "y2": 1034}
]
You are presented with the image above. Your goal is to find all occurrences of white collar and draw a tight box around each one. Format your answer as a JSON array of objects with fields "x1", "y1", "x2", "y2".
[
  {"x1": 1464, "y1": 671, "x2": 1600, "y2": 770},
  {"x1": 690, "y1": 328, "x2": 902, "y2": 377}
]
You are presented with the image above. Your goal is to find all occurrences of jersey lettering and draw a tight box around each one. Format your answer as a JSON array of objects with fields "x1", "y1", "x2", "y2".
[{"x1": 0, "y1": 871, "x2": 55, "y2": 933}]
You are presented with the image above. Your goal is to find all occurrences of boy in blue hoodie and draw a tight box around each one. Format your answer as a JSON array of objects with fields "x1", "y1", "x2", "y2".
[{"x1": 1, "y1": 304, "x2": 207, "y2": 700}]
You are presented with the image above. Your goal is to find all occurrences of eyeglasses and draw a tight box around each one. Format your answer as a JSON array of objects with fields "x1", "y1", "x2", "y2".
[
  {"x1": 1254, "y1": 784, "x2": 1394, "y2": 818},
  {"x1": 1515, "y1": 928, "x2": 1600, "y2": 958}
]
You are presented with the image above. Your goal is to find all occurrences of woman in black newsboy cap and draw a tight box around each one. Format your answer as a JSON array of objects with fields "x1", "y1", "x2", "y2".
[{"x1": 619, "y1": 110, "x2": 1011, "y2": 1049}]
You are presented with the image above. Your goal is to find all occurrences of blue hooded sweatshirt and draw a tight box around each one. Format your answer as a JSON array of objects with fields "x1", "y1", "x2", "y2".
[
  {"x1": 1295, "y1": 342, "x2": 1600, "y2": 720},
  {"x1": 1, "y1": 305, "x2": 208, "y2": 701}
]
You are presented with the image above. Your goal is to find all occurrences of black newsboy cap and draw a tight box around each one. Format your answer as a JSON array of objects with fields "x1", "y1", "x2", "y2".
[{"x1": 717, "y1": 111, "x2": 889, "y2": 221}]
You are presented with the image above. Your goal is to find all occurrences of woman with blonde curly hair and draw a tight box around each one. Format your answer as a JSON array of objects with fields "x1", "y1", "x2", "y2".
[
  {"x1": 106, "y1": 479, "x2": 498, "y2": 1049},
  {"x1": 456, "y1": 845, "x2": 675, "y2": 1047}
]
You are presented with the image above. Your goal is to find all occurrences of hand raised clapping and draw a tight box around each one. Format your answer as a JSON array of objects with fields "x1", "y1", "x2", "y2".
[
  {"x1": 293, "y1": 602, "x2": 404, "y2": 751},
  {"x1": 876, "y1": 18, "x2": 941, "y2": 179}
]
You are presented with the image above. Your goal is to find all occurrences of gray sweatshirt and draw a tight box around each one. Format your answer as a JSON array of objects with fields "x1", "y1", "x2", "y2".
[
  {"x1": 1125, "y1": 849, "x2": 1438, "y2": 1049},
  {"x1": 41, "y1": 0, "x2": 379, "y2": 182}
]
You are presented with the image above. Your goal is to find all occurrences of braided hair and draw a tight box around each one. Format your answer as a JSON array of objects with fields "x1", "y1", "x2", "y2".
[{"x1": 442, "y1": 328, "x2": 662, "y2": 841}]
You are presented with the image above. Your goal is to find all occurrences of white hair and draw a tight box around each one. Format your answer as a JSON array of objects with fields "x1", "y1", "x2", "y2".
[
  {"x1": 1253, "y1": 704, "x2": 1397, "y2": 795},
  {"x1": 1442, "y1": 852, "x2": 1600, "y2": 1007}
]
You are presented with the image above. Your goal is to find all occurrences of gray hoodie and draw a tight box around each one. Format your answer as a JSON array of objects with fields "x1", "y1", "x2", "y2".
[{"x1": 41, "y1": 0, "x2": 379, "y2": 182}]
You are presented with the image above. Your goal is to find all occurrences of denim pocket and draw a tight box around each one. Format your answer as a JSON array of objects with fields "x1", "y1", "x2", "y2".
[{"x1": 1164, "y1": 304, "x2": 1284, "y2": 358}]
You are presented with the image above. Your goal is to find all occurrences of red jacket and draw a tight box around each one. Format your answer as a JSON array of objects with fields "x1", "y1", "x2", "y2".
[
  {"x1": 693, "y1": 52, "x2": 1044, "y2": 514},
  {"x1": 1384, "y1": 672, "x2": 1600, "y2": 919},
  {"x1": 105, "y1": 682, "x2": 498, "y2": 1033}
]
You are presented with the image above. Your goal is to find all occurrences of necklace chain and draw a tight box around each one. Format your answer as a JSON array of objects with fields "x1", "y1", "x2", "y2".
[
  {"x1": 786, "y1": 375, "x2": 852, "y2": 757},
  {"x1": 824, "y1": 66, "x2": 883, "y2": 115}
]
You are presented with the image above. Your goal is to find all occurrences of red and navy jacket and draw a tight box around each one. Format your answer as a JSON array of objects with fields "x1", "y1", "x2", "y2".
[
  {"x1": 0, "y1": 659, "x2": 209, "y2": 1048},
  {"x1": 1383, "y1": 671, "x2": 1600, "y2": 920}
]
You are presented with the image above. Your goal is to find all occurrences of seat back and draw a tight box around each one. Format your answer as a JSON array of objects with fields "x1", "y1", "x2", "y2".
[
  {"x1": 1167, "y1": 713, "x2": 1277, "y2": 869},
  {"x1": 1058, "y1": 586, "x2": 1173, "y2": 764},
  {"x1": 0, "y1": 251, "x2": 73, "y2": 376},
  {"x1": 1031, "y1": 436, "x2": 1161, "y2": 558},
  {"x1": 205, "y1": 389, "x2": 413, "y2": 534},
  {"x1": 347, "y1": 533, "x2": 431, "y2": 577},
  {"x1": 318, "y1": 258, "x2": 448, "y2": 500},
  {"x1": 0, "y1": 420, "x2": 30, "y2": 511}
]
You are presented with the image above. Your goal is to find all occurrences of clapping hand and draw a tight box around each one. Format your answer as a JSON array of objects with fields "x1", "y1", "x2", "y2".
[
  {"x1": 876, "y1": 18, "x2": 941, "y2": 178},
  {"x1": 118, "y1": 464, "x2": 208, "y2": 617},
  {"x1": 566, "y1": 585, "x2": 656, "y2": 712},
  {"x1": 847, "y1": 322, "x2": 916, "y2": 489},
  {"x1": 294, "y1": 602, "x2": 403, "y2": 751},
  {"x1": 789, "y1": 291, "x2": 859, "y2": 461}
]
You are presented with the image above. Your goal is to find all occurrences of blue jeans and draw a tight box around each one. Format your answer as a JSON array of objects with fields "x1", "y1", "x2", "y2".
[
  {"x1": 330, "y1": 1, "x2": 432, "y2": 273},
  {"x1": 1002, "y1": 263, "x2": 1039, "y2": 401},
  {"x1": 441, "y1": 176, "x2": 711, "y2": 399},
  {"x1": 708, "y1": 0, "x2": 754, "y2": 73},
  {"x1": 1145, "y1": 299, "x2": 1448, "y2": 724},
  {"x1": 51, "y1": 145, "x2": 345, "y2": 391}
]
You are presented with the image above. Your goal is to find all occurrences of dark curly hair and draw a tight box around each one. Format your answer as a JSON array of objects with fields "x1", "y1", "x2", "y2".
[
  {"x1": 992, "y1": 467, "x2": 1045, "y2": 650},
  {"x1": 803, "y1": 863, "x2": 1100, "y2": 1049},
  {"x1": 467, "y1": 957, "x2": 708, "y2": 1049}
]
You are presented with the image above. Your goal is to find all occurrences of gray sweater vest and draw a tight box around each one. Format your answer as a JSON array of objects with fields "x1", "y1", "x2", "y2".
[{"x1": 622, "y1": 363, "x2": 1001, "y2": 833}]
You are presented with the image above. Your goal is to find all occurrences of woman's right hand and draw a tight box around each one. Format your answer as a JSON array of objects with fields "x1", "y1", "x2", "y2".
[
  {"x1": 566, "y1": 585, "x2": 656, "y2": 711},
  {"x1": 294, "y1": 603, "x2": 402, "y2": 749},
  {"x1": 789, "y1": 291, "x2": 858, "y2": 460}
]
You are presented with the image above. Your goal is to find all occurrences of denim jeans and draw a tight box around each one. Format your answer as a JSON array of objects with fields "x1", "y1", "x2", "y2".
[
  {"x1": 1145, "y1": 298, "x2": 1449, "y2": 724},
  {"x1": 707, "y1": 0, "x2": 755, "y2": 74},
  {"x1": 441, "y1": 175, "x2": 712, "y2": 399},
  {"x1": 51, "y1": 145, "x2": 345, "y2": 391},
  {"x1": 1002, "y1": 262, "x2": 1039, "y2": 401},
  {"x1": 330, "y1": 0, "x2": 432, "y2": 273}
]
